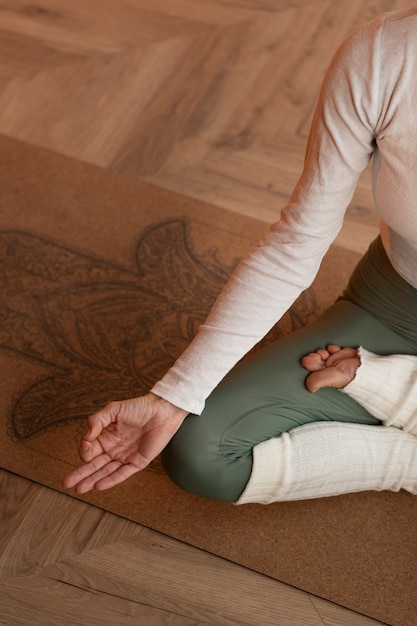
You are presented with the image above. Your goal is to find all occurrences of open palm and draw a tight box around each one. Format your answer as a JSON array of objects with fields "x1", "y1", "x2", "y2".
[{"x1": 62, "y1": 393, "x2": 187, "y2": 494}]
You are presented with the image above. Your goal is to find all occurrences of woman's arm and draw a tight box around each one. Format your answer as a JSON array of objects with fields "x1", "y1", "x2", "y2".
[{"x1": 151, "y1": 15, "x2": 383, "y2": 415}]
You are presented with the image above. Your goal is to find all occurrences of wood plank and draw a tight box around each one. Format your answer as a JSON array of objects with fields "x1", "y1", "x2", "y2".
[
  {"x1": 0, "y1": 472, "x2": 386, "y2": 625},
  {"x1": 1, "y1": 575, "x2": 205, "y2": 626},
  {"x1": 2, "y1": 527, "x2": 326, "y2": 626},
  {"x1": 0, "y1": 1, "x2": 208, "y2": 53},
  {"x1": 0, "y1": 470, "x2": 140, "y2": 582}
]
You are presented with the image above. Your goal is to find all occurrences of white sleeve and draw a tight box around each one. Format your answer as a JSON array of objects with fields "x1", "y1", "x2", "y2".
[{"x1": 151, "y1": 16, "x2": 383, "y2": 414}]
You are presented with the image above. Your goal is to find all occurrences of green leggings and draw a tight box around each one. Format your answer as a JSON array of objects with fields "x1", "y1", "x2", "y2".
[{"x1": 161, "y1": 237, "x2": 417, "y2": 502}]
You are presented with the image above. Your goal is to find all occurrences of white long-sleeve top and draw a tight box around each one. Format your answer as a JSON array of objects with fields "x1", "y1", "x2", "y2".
[{"x1": 152, "y1": 7, "x2": 417, "y2": 415}]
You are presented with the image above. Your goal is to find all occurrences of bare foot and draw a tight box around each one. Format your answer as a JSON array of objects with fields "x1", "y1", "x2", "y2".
[{"x1": 301, "y1": 344, "x2": 361, "y2": 393}]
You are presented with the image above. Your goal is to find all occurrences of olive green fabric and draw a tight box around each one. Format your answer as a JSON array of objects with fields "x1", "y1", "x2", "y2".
[{"x1": 162, "y1": 237, "x2": 417, "y2": 501}]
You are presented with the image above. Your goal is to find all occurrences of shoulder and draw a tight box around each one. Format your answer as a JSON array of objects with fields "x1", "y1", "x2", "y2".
[
  {"x1": 382, "y1": 6, "x2": 417, "y2": 33},
  {"x1": 335, "y1": 7, "x2": 417, "y2": 69},
  {"x1": 329, "y1": 14, "x2": 384, "y2": 77},
  {"x1": 379, "y1": 7, "x2": 417, "y2": 57},
  {"x1": 322, "y1": 8, "x2": 417, "y2": 99}
]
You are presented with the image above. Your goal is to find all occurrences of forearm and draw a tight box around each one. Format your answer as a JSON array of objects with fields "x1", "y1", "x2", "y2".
[{"x1": 152, "y1": 209, "x2": 343, "y2": 415}]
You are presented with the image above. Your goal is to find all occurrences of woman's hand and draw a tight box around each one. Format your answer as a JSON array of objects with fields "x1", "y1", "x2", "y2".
[{"x1": 62, "y1": 393, "x2": 188, "y2": 494}]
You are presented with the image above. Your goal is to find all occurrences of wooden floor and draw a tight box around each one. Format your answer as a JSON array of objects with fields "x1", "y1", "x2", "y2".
[{"x1": 0, "y1": 1, "x2": 410, "y2": 624}]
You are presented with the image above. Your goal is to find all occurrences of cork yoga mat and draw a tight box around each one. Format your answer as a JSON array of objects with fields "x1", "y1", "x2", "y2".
[{"x1": 1, "y1": 135, "x2": 415, "y2": 626}]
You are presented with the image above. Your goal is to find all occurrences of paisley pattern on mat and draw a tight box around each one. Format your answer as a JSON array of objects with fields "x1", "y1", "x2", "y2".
[{"x1": 1, "y1": 219, "x2": 319, "y2": 445}]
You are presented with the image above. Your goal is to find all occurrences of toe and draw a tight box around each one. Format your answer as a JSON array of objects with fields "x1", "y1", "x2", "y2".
[
  {"x1": 326, "y1": 344, "x2": 342, "y2": 354},
  {"x1": 301, "y1": 352, "x2": 325, "y2": 371}
]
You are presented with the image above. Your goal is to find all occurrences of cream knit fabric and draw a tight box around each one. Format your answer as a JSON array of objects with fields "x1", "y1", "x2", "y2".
[
  {"x1": 340, "y1": 348, "x2": 417, "y2": 435},
  {"x1": 236, "y1": 421, "x2": 417, "y2": 504},
  {"x1": 152, "y1": 7, "x2": 417, "y2": 415}
]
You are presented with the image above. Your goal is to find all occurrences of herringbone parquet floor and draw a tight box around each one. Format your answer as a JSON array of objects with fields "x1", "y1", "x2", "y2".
[{"x1": 1, "y1": 1, "x2": 411, "y2": 624}]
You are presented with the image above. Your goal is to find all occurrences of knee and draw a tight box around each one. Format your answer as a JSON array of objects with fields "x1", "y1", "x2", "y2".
[
  {"x1": 161, "y1": 419, "x2": 221, "y2": 499},
  {"x1": 161, "y1": 415, "x2": 249, "y2": 502}
]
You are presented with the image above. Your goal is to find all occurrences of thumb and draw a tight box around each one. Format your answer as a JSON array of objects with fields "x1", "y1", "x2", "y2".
[{"x1": 84, "y1": 404, "x2": 117, "y2": 440}]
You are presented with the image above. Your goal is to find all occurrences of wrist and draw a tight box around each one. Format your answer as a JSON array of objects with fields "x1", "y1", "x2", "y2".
[{"x1": 149, "y1": 392, "x2": 188, "y2": 420}]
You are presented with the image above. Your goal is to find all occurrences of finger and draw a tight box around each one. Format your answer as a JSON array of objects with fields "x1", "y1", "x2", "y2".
[
  {"x1": 76, "y1": 459, "x2": 129, "y2": 494},
  {"x1": 94, "y1": 463, "x2": 140, "y2": 491},
  {"x1": 61, "y1": 453, "x2": 113, "y2": 490},
  {"x1": 78, "y1": 438, "x2": 105, "y2": 463}
]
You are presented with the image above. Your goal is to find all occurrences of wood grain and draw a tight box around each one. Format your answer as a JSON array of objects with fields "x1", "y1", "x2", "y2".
[
  {"x1": 0, "y1": 1, "x2": 404, "y2": 623},
  {"x1": 0, "y1": 471, "x2": 386, "y2": 625}
]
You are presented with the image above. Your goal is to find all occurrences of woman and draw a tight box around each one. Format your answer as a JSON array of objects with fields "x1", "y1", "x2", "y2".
[{"x1": 63, "y1": 7, "x2": 417, "y2": 503}]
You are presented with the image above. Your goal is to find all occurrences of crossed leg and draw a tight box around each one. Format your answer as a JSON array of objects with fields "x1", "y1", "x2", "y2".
[
  {"x1": 163, "y1": 299, "x2": 417, "y2": 503},
  {"x1": 303, "y1": 342, "x2": 417, "y2": 438}
]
